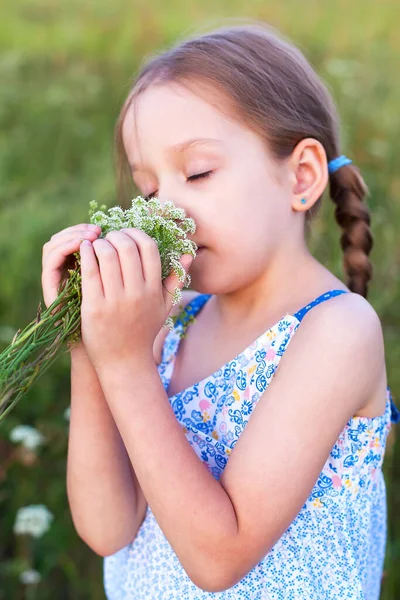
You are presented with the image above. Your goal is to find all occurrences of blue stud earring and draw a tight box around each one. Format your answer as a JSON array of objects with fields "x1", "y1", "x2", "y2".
[{"x1": 301, "y1": 198, "x2": 307, "y2": 204}]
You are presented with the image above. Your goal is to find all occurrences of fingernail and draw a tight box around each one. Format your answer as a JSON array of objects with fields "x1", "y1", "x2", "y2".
[
  {"x1": 88, "y1": 224, "x2": 99, "y2": 231},
  {"x1": 81, "y1": 240, "x2": 91, "y2": 246}
]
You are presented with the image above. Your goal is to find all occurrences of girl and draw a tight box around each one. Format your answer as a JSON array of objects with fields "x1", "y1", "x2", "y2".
[{"x1": 41, "y1": 20, "x2": 400, "y2": 600}]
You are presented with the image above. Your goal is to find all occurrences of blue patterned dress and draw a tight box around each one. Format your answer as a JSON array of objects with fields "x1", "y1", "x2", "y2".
[{"x1": 103, "y1": 289, "x2": 400, "y2": 600}]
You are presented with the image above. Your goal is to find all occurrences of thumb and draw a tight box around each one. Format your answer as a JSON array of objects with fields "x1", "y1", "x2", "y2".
[{"x1": 180, "y1": 253, "x2": 194, "y2": 272}]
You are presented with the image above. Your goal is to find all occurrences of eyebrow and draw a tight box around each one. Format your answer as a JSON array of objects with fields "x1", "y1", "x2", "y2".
[{"x1": 130, "y1": 137, "x2": 223, "y2": 172}]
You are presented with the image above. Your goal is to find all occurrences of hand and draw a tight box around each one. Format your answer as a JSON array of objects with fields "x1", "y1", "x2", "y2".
[
  {"x1": 79, "y1": 228, "x2": 193, "y2": 374},
  {"x1": 41, "y1": 222, "x2": 102, "y2": 354}
]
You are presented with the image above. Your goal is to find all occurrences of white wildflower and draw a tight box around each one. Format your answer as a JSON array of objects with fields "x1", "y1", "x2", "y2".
[
  {"x1": 89, "y1": 196, "x2": 198, "y2": 305},
  {"x1": 20, "y1": 569, "x2": 41, "y2": 585},
  {"x1": 164, "y1": 316, "x2": 175, "y2": 331},
  {"x1": 0, "y1": 195, "x2": 198, "y2": 423},
  {"x1": 171, "y1": 287, "x2": 183, "y2": 306},
  {"x1": 64, "y1": 406, "x2": 70, "y2": 421},
  {"x1": 14, "y1": 505, "x2": 54, "y2": 538},
  {"x1": 9, "y1": 425, "x2": 46, "y2": 451}
]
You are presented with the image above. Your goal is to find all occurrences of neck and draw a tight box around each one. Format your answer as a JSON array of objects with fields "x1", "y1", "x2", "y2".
[{"x1": 207, "y1": 242, "x2": 345, "y2": 331}]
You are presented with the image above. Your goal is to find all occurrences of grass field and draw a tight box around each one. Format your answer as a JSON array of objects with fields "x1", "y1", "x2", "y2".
[{"x1": 1, "y1": 1, "x2": 400, "y2": 598}]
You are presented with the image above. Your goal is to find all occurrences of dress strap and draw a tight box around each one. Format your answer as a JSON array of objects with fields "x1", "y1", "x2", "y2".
[
  {"x1": 174, "y1": 294, "x2": 212, "y2": 330},
  {"x1": 175, "y1": 290, "x2": 349, "y2": 330},
  {"x1": 388, "y1": 387, "x2": 400, "y2": 424},
  {"x1": 293, "y1": 289, "x2": 349, "y2": 322}
]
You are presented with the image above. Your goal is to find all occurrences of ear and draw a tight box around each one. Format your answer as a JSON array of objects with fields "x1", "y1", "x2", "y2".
[{"x1": 288, "y1": 138, "x2": 329, "y2": 212}]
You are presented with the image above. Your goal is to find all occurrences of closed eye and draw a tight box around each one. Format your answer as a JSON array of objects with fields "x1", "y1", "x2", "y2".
[
  {"x1": 187, "y1": 171, "x2": 213, "y2": 182},
  {"x1": 144, "y1": 171, "x2": 213, "y2": 200}
]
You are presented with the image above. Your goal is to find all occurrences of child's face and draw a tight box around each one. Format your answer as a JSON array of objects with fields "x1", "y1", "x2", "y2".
[{"x1": 122, "y1": 82, "x2": 298, "y2": 295}]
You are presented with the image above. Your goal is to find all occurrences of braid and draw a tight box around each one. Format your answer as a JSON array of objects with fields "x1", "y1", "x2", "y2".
[{"x1": 328, "y1": 164, "x2": 373, "y2": 298}]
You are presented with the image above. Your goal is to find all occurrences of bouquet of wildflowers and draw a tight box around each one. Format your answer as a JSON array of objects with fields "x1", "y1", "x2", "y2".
[{"x1": 0, "y1": 196, "x2": 197, "y2": 421}]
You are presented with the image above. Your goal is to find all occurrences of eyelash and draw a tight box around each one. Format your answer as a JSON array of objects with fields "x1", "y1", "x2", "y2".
[{"x1": 144, "y1": 171, "x2": 213, "y2": 201}]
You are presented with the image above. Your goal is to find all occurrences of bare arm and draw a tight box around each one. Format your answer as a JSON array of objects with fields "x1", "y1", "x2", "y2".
[
  {"x1": 67, "y1": 344, "x2": 145, "y2": 556},
  {"x1": 40, "y1": 222, "x2": 138, "y2": 555},
  {"x1": 40, "y1": 223, "x2": 196, "y2": 555},
  {"x1": 66, "y1": 291, "x2": 199, "y2": 556}
]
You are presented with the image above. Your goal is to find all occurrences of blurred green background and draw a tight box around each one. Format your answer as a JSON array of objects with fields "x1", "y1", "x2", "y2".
[{"x1": 1, "y1": 0, "x2": 400, "y2": 598}]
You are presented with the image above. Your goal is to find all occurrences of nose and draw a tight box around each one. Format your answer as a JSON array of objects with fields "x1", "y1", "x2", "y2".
[
  {"x1": 156, "y1": 178, "x2": 189, "y2": 215},
  {"x1": 155, "y1": 177, "x2": 197, "y2": 237},
  {"x1": 156, "y1": 184, "x2": 182, "y2": 208}
]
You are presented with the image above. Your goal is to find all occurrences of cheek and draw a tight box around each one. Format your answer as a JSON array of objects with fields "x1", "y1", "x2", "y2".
[
  {"x1": 195, "y1": 165, "x2": 287, "y2": 259},
  {"x1": 218, "y1": 192, "x2": 280, "y2": 251},
  {"x1": 211, "y1": 213, "x2": 275, "y2": 274}
]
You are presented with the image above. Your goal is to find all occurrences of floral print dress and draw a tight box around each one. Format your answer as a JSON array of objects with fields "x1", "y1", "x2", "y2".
[{"x1": 103, "y1": 289, "x2": 400, "y2": 600}]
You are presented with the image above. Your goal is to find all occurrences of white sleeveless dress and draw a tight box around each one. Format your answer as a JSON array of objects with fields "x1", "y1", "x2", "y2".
[{"x1": 103, "y1": 289, "x2": 399, "y2": 599}]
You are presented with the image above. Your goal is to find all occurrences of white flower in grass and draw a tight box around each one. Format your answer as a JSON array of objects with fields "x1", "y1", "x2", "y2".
[
  {"x1": 9, "y1": 425, "x2": 46, "y2": 451},
  {"x1": 20, "y1": 569, "x2": 41, "y2": 585},
  {"x1": 64, "y1": 406, "x2": 70, "y2": 421},
  {"x1": 14, "y1": 505, "x2": 54, "y2": 538}
]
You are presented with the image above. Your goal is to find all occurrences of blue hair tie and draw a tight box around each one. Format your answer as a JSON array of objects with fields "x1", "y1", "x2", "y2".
[{"x1": 328, "y1": 155, "x2": 352, "y2": 174}]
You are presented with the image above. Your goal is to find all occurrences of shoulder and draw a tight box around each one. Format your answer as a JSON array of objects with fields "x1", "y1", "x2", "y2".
[
  {"x1": 300, "y1": 290, "x2": 384, "y2": 357},
  {"x1": 285, "y1": 290, "x2": 385, "y2": 413},
  {"x1": 300, "y1": 290, "x2": 383, "y2": 345},
  {"x1": 153, "y1": 290, "x2": 202, "y2": 365}
]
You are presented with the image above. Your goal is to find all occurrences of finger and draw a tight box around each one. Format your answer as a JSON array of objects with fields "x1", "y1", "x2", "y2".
[
  {"x1": 119, "y1": 228, "x2": 162, "y2": 289},
  {"x1": 104, "y1": 231, "x2": 145, "y2": 293},
  {"x1": 80, "y1": 240, "x2": 104, "y2": 302},
  {"x1": 91, "y1": 238, "x2": 124, "y2": 301},
  {"x1": 42, "y1": 236, "x2": 88, "y2": 304},
  {"x1": 42, "y1": 238, "x2": 88, "y2": 276},
  {"x1": 43, "y1": 229, "x2": 100, "y2": 262},
  {"x1": 162, "y1": 254, "x2": 193, "y2": 308},
  {"x1": 50, "y1": 223, "x2": 101, "y2": 240}
]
